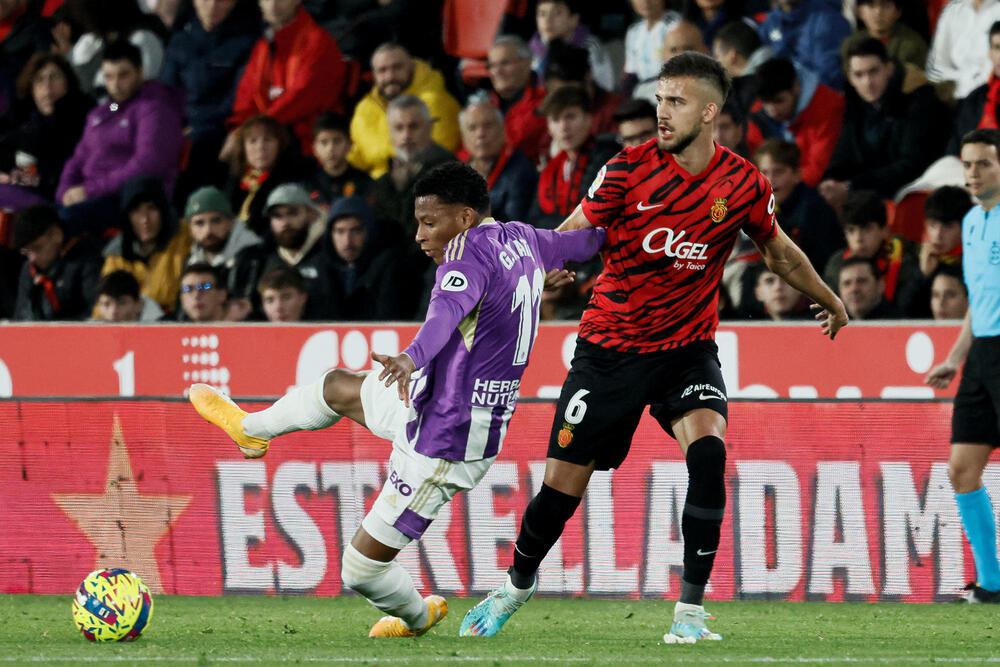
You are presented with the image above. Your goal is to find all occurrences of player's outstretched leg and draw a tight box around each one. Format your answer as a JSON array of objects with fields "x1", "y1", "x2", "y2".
[
  {"x1": 341, "y1": 544, "x2": 448, "y2": 637},
  {"x1": 189, "y1": 370, "x2": 358, "y2": 458},
  {"x1": 459, "y1": 571, "x2": 537, "y2": 637}
]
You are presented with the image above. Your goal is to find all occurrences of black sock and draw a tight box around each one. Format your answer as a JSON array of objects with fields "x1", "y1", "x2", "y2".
[
  {"x1": 681, "y1": 436, "x2": 726, "y2": 593},
  {"x1": 510, "y1": 483, "x2": 581, "y2": 589}
]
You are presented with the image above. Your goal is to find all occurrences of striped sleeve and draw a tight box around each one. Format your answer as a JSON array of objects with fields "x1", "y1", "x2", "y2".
[{"x1": 580, "y1": 149, "x2": 629, "y2": 229}]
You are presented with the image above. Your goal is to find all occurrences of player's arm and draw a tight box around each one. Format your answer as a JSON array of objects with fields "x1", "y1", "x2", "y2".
[
  {"x1": 753, "y1": 227, "x2": 849, "y2": 339},
  {"x1": 925, "y1": 309, "x2": 972, "y2": 389},
  {"x1": 555, "y1": 204, "x2": 594, "y2": 232}
]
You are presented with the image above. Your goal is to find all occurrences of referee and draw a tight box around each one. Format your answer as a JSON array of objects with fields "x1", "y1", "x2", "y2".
[{"x1": 926, "y1": 128, "x2": 1000, "y2": 604}]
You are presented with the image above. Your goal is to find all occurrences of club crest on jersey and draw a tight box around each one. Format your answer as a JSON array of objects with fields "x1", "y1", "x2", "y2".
[
  {"x1": 710, "y1": 197, "x2": 728, "y2": 223},
  {"x1": 557, "y1": 424, "x2": 574, "y2": 447}
]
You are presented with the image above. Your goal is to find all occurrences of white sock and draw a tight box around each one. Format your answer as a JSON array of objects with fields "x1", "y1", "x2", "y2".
[
  {"x1": 502, "y1": 573, "x2": 534, "y2": 602},
  {"x1": 341, "y1": 545, "x2": 427, "y2": 629},
  {"x1": 674, "y1": 601, "x2": 703, "y2": 620},
  {"x1": 242, "y1": 372, "x2": 341, "y2": 439}
]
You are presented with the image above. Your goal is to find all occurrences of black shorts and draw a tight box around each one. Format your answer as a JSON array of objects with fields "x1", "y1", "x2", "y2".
[
  {"x1": 952, "y1": 336, "x2": 1000, "y2": 447},
  {"x1": 547, "y1": 338, "x2": 728, "y2": 470}
]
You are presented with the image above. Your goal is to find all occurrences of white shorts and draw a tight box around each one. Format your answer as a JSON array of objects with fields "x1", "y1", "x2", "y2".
[{"x1": 358, "y1": 372, "x2": 495, "y2": 550}]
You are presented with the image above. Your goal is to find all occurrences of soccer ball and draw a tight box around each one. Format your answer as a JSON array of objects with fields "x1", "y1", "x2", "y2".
[{"x1": 72, "y1": 569, "x2": 154, "y2": 642}]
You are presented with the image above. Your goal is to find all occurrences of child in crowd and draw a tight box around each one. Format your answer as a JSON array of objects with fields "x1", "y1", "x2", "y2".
[{"x1": 307, "y1": 113, "x2": 372, "y2": 211}]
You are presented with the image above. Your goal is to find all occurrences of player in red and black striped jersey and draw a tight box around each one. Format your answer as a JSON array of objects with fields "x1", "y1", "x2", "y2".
[{"x1": 461, "y1": 53, "x2": 849, "y2": 643}]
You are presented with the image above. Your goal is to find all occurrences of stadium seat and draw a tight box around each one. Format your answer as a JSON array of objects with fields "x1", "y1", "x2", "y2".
[{"x1": 442, "y1": 0, "x2": 507, "y2": 85}]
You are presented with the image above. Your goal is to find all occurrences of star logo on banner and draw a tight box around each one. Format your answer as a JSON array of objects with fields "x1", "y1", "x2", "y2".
[{"x1": 52, "y1": 416, "x2": 191, "y2": 594}]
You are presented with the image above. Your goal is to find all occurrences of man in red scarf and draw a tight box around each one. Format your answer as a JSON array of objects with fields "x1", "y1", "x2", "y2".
[
  {"x1": 948, "y1": 20, "x2": 1000, "y2": 155},
  {"x1": 225, "y1": 0, "x2": 346, "y2": 158}
]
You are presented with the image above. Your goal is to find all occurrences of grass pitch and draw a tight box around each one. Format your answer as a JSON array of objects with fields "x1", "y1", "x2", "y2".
[{"x1": 0, "y1": 594, "x2": 996, "y2": 664}]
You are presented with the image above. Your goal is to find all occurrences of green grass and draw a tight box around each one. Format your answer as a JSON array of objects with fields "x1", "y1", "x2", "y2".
[{"x1": 0, "y1": 595, "x2": 997, "y2": 664}]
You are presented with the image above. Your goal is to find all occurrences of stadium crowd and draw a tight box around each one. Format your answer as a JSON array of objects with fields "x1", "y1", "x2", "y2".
[{"x1": 0, "y1": 0, "x2": 986, "y2": 323}]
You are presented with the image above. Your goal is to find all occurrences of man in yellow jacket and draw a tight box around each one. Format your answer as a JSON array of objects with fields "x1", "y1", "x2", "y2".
[{"x1": 348, "y1": 43, "x2": 461, "y2": 178}]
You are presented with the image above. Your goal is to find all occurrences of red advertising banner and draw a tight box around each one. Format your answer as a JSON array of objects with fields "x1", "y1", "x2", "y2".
[
  {"x1": 0, "y1": 399, "x2": 983, "y2": 602},
  {"x1": 0, "y1": 322, "x2": 964, "y2": 399}
]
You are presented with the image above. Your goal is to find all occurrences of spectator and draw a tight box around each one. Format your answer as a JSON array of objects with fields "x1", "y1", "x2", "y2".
[
  {"x1": 370, "y1": 95, "x2": 457, "y2": 244},
  {"x1": 323, "y1": 195, "x2": 403, "y2": 320},
  {"x1": 177, "y1": 261, "x2": 229, "y2": 322},
  {"x1": 622, "y1": 0, "x2": 679, "y2": 97},
  {"x1": 752, "y1": 265, "x2": 811, "y2": 320},
  {"x1": 544, "y1": 41, "x2": 624, "y2": 138},
  {"x1": 919, "y1": 184, "x2": 970, "y2": 278},
  {"x1": 256, "y1": 265, "x2": 307, "y2": 322},
  {"x1": 184, "y1": 185, "x2": 262, "y2": 268},
  {"x1": 347, "y1": 42, "x2": 461, "y2": 177},
  {"x1": 460, "y1": 96, "x2": 538, "y2": 223},
  {"x1": 0, "y1": 52, "x2": 93, "y2": 206},
  {"x1": 0, "y1": 0, "x2": 54, "y2": 117},
  {"x1": 822, "y1": 38, "x2": 950, "y2": 207},
  {"x1": 306, "y1": 112, "x2": 372, "y2": 210},
  {"x1": 758, "y1": 0, "x2": 851, "y2": 90},
  {"x1": 93, "y1": 268, "x2": 163, "y2": 321},
  {"x1": 159, "y1": 0, "x2": 260, "y2": 196},
  {"x1": 838, "y1": 255, "x2": 897, "y2": 319},
  {"x1": 712, "y1": 20, "x2": 774, "y2": 115},
  {"x1": 62, "y1": 0, "x2": 166, "y2": 94},
  {"x1": 747, "y1": 57, "x2": 844, "y2": 187},
  {"x1": 225, "y1": 114, "x2": 308, "y2": 237},
  {"x1": 224, "y1": 0, "x2": 346, "y2": 160},
  {"x1": 682, "y1": 0, "x2": 746, "y2": 47},
  {"x1": 12, "y1": 204, "x2": 100, "y2": 320},
  {"x1": 714, "y1": 101, "x2": 750, "y2": 158},
  {"x1": 56, "y1": 40, "x2": 183, "y2": 236},
  {"x1": 531, "y1": 85, "x2": 620, "y2": 230},
  {"x1": 486, "y1": 35, "x2": 549, "y2": 164},
  {"x1": 840, "y1": 0, "x2": 928, "y2": 72},
  {"x1": 948, "y1": 20, "x2": 1000, "y2": 156},
  {"x1": 613, "y1": 98, "x2": 657, "y2": 148},
  {"x1": 822, "y1": 189, "x2": 922, "y2": 315},
  {"x1": 228, "y1": 183, "x2": 333, "y2": 320},
  {"x1": 100, "y1": 177, "x2": 191, "y2": 314},
  {"x1": 753, "y1": 139, "x2": 844, "y2": 271},
  {"x1": 926, "y1": 0, "x2": 1000, "y2": 100},
  {"x1": 530, "y1": 0, "x2": 615, "y2": 92},
  {"x1": 663, "y1": 18, "x2": 709, "y2": 59},
  {"x1": 929, "y1": 263, "x2": 969, "y2": 320},
  {"x1": 0, "y1": 245, "x2": 24, "y2": 319}
]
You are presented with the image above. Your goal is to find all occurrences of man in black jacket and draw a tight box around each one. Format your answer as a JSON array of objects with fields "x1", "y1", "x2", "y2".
[
  {"x1": 12, "y1": 204, "x2": 100, "y2": 321},
  {"x1": 948, "y1": 21, "x2": 1000, "y2": 156},
  {"x1": 821, "y1": 38, "x2": 949, "y2": 209}
]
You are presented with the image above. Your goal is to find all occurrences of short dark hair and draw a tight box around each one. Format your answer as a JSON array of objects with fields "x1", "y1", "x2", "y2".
[
  {"x1": 612, "y1": 98, "x2": 656, "y2": 125},
  {"x1": 961, "y1": 128, "x2": 1000, "y2": 155},
  {"x1": 538, "y1": 84, "x2": 591, "y2": 117},
  {"x1": 313, "y1": 112, "x2": 350, "y2": 138},
  {"x1": 754, "y1": 138, "x2": 801, "y2": 170},
  {"x1": 857, "y1": 0, "x2": 899, "y2": 6},
  {"x1": 544, "y1": 40, "x2": 589, "y2": 83},
  {"x1": 840, "y1": 255, "x2": 881, "y2": 281},
  {"x1": 98, "y1": 270, "x2": 141, "y2": 300},
  {"x1": 845, "y1": 37, "x2": 890, "y2": 64},
  {"x1": 13, "y1": 205, "x2": 62, "y2": 249},
  {"x1": 413, "y1": 162, "x2": 491, "y2": 214},
  {"x1": 839, "y1": 190, "x2": 887, "y2": 228},
  {"x1": 659, "y1": 52, "x2": 731, "y2": 104},
  {"x1": 180, "y1": 262, "x2": 225, "y2": 286},
  {"x1": 754, "y1": 57, "x2": 797, "y2": 101},
  {"x1": 991, "y1": 20, "x2": 1000, "y2": 41},
  {"x1": 924, "y1": 186, "x2": 972, "y2": 225},
  {"x1": 930, "y1": 263, "x2": 967, "y2": 294},
  {"x1": 537, "y1": 0, "x2": 580, "y2": 12},
  {"x1": 714, "y1": 21, "x2": 762, "y2": 60},
  {"x1": 102, "y1": 39, "x2": 143, "y2": 68},
  {"x1": 257, "y1": 266, "x2": 306, "y2": 295},
  {"x1": 718, "y1": 99, "x2": 744, "y2": 125}
]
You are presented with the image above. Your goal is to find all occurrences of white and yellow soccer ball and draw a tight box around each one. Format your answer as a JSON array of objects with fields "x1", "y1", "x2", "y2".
[{"x1": 72, "y1": 569, "x2": 154, "y2": 642}]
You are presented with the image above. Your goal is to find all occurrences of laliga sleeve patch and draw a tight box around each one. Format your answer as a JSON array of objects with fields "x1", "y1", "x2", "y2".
[
  {"x1": 441, "y1": 270, "x2": 469, "y2": 292},
  {"x1": 587, "y1": 165, "x2": 606, "y2": 199}
]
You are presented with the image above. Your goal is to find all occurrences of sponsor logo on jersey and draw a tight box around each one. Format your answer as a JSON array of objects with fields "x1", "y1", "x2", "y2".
[
  {"x1": 681, "y1": 383, "x2": 726, "y2": 401},
  {"x1": 388, "y1": 469, "x2": 413, "y2": 496},
  {"x1": 637, "y1": 200, "x2": 664, "y2": 211},
  {"x1": 641, "y1": 226, "x2": 709, "y2": 260},
  {"x1": 587, "y1": 165, "x2": 606, "y2": 199},
  {"x1": 710, "y1": 197, "x2": 728, "y2": 223},
  {"x1": 441, "y1": 270, "x2": 469, "y2": 292}
]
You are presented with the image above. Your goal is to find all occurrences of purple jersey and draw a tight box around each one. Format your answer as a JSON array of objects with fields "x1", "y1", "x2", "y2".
[{"x1": 402, "y1": 219, "x2": 605, "y2": 461}]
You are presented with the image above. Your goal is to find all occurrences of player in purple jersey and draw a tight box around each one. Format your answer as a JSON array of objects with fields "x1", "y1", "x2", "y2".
[{"x1": 188, "y1": 162, "x2": 605, "y2": 638}]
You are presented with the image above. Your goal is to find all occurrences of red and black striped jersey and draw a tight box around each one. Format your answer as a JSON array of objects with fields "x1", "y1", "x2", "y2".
[{"x1": 580, "y1": 140, "x2": 778, "y2": 353}]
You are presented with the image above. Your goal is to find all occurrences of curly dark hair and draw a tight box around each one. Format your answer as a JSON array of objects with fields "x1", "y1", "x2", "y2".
[
  {"x1": 15, "y1": 52, "x2": 81, "y2": 102},
  {"x1": 413, "y1": 162, "x2": 490, "y2": 214}
]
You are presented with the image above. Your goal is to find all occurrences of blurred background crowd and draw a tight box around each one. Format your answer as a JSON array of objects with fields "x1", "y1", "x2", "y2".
[{"x1": 0, "y1": 0, "x2": 986, "y2": 324}]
